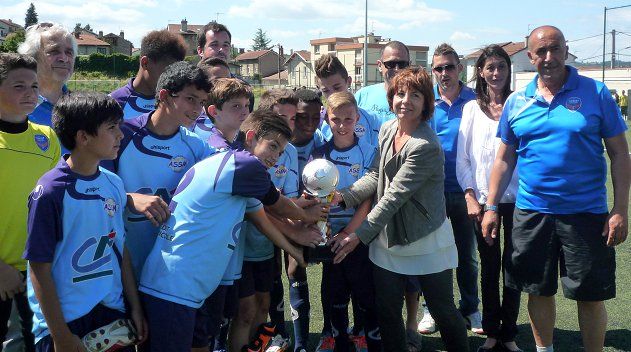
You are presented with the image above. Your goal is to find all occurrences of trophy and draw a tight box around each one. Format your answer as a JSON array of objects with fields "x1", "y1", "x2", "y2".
[{"x1": 301, "y1": 158, "x2": 339, "y2": 263}]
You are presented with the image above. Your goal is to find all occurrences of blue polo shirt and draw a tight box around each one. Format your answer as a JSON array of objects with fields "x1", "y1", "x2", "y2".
[
  {"x1": 431, "y1": 83, "x2": 476, "y2": 193},
  {"x1": 29, "y1": 86, "x2": 70, "y2": 154},
  {"x1": 499, "y1": 66, "x2": 627, "y2": 214}
]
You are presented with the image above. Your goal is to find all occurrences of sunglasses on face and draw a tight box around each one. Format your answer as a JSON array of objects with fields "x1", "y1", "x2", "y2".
[
  {"x1": 383, "y1": 60, "x2": 409, "y2": 70},
  {"x1": 432, "y1": 64, "x2": 457, "y2": 73}
]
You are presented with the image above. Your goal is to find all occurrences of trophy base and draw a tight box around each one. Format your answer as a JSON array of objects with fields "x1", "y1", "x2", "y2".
[{"x1": 305, "y1": 244, "x2": 334, "y2": 264}]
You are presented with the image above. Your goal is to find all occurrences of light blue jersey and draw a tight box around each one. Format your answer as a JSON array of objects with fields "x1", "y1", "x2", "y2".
[
  {"x1": 139, "y1": 150, "x2": 280, "y2": 308},
  {"x1": 191, "y1": 116, "x2": 242, "y2": 150},
  {"x1": 108, "y1": 112, "x2": 215, "y2": 277},
  {"x1": 499, "y1": 66, "x2": 627, "y2": 214},
  {"x1": 24, "y1": 158, "x2": 127, "y2": 342},
  {"x1": 110, "y1": 79, "x2": 156, "y2": 120},
  {"x1": 320, "y1": 107, "x2": 383, "y2": 147},
  {"x1": 294, "y1": 130, "x2": 327, "y2": 192},
  {"x1": 355, "y1": 83, "x2": 396, "y2": 122},
  {"x1": 313, "y1": 137, "x2": 376, "y2": 234},
  {"x1": 243, "y1": 143, "x2": 300, "y2": 261}
]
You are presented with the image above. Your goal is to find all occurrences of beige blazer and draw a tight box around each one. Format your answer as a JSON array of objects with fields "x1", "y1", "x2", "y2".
[{"x1": 341, "y1": 118, "x2": 447, "y2": 247}]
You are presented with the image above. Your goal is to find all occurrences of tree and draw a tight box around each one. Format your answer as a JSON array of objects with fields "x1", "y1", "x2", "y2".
[
  {"x1": 251, "y1": 28, "x2": 272, "y2": 51},
  {"x1": 24, "y1": 3, "x2": 37, "y2": 28},
  {"x1": 74, "y1": 23, "x2": 82, "y2": 33},
  {"x1": 83, "y1": 24, "x2": 92, "y2": 32},
  {"x1": 1, "y1": 30, "x2": 26, "y2": 53}
]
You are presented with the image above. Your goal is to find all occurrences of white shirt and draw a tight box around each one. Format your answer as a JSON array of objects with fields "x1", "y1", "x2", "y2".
[{"x1": 456, "y1": 100, "x2": 518, "y2": 205}]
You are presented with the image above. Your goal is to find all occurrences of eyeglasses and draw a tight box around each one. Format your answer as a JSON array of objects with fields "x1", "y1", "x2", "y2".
[
  {"x1": 382, "y1": 60, "x2": 409, "y2": 70},
  {"x1": 432, "y1": 64, "x2": 457, "y2": 73}
]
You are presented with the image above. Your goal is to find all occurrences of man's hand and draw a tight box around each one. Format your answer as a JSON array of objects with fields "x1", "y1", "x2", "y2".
[
  {"x1": 127, "y1": 193, "x2": 170, "y2": 226},
  {"x1": 603, "y1": 208, "x2": 628, "y2": 247},
  {"x1": 464, "y1": 190, "x2": 482, "y2": 222},
  {"x1": 327, "y1": 231, "x2": 360, "y2": 264},
  {"x1": 330, "y1": 191, "x2": 343, "y2": 206},
  {"x1": 480, "y1": 210, "x2": 499, "y2": 246},
  {"x1": 0, "y1": 263, "x2": 24, "y2": 301},
  {"x1": 293, "y1": 194, "x2": 320, "y2": 209},
  {"x1": 287, "y1": 244, "x2": 307, "y2": 268},
  {"x1": 292, "y1": 224, "x2": 325, "y2": 248},
  {"x1": 130, "y1": 308, "x2": 148, "y2": 344},
  {"x1": 302, "y1": 201, "x2": 329, "y2": 224},
  {"x1": 54, "y1": 334, "x2": 86, "y2": 352}
]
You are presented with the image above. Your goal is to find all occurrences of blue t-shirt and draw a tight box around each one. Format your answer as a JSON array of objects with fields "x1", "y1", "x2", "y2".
[
  {"x1": 108, "y1": 112, "x2": 215, "y2": 277},
  {"x1": 431, "y1": 83, "x2": 476, "y2": 193},
  {"x1": 243, "y1": 143, "x2": 300, "y2": 261},
  {"x1": 190, "y1": 116, "x2": 241, "y2": 150},
  {"x1": 110, "y1": 79, "x2": 156, "y2": 120},
  {"x1": 499, "y1": 66, "x2": 628, "y2": 214},
  {"x1": 320, "y1": 107, "x2": 384, "y2": 147},
  {"x1": 28, "y1": 86, "x2": 69, "y2": 154},
  {"x1": 139, "y1": 150, "x2": 280, "y2": 308},
  {"x1": 295, "y1": 130, "x2": 327, "y2": 193},
  {"x1": 313, "y1": 137, "x2": 377, "y2": 234},
  {"x1": 355, "y1": 83, "x2": 396, "y2": 122},
  {"x1": 24, "y1": 158, "x2": 127, "y2": 342}
]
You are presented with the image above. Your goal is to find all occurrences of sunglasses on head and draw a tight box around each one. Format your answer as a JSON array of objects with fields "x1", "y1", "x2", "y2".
[
  {"x1": 383, "y1": 60, "x2": 409, "y2": 70},
  {"x1": 432, "y1": 64, "x2": 457, "y2": 73}
]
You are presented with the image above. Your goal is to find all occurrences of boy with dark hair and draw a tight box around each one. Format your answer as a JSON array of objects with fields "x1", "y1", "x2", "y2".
[
  {"x1": 24, "y1": 92, "x2": 147, "y2": 352},
  {"x1": 192, "y1": 78, "x2": 252, "y2": 148},
  {"x1": 314, "y1": 54, "x2": 383, "y2": 147},
  {"x1": 110, "y1": 30, "x2": 187, "y2": 120},
  {"x1": 197, "y1": 22, "x2": 232, "y2": 62},
  {"x1": 107, "y1": 60, "x2": 214, "y2": 278},
  {"x1": 197, "y1": 57, "x2": 231, "y2": 81},
  {"x1": 0, "y1": 53, "x2": 60, "y2": 352},
  {"x1": 314, "y1": 92, "x2": 380, "y2": 352},
  {"x1": 139, "y1": 109, "x2": 324, "y2": 352}
]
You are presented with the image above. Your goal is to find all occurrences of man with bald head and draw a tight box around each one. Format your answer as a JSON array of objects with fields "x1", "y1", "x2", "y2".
[
  {"x1": 355, "y1": 41, "x2": 410, "y2": 122},
  {"x1": 482, "y1": 26, "x2": 629, "y2": 352}
]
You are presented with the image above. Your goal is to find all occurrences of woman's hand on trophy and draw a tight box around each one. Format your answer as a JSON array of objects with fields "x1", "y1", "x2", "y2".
[
  {"x1": 328, "y1": 231, "x2": 360, "y2": 264},
  {"x1": 292, "y1": 223, "x2": 326, "y2": 248},
  {"x1": 330, "y1": 191, "x2": 343, "y2": 206}
]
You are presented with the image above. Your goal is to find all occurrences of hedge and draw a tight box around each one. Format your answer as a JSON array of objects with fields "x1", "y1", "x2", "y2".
[{"x1": 74, "y1": 53, "x2": 137, "y2": 77}]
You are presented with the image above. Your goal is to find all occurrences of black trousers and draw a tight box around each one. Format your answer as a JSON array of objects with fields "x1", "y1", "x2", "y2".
[
  {"x1": 474, "y1": 203, "x2": 520, "y2": 341},
  {"x1": 0, "y1": 271, "x2": 34, "y2": 352},
  {"x1": 372, "y1": 265, "x2": 469, "y2": 352}
]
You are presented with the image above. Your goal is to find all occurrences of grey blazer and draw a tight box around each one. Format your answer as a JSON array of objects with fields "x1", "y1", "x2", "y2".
[{"x1": 340, "y1": 118, "x2": 447, "y2": 247}]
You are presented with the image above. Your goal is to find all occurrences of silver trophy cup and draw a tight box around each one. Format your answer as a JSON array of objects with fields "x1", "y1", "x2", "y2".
[{"x1": 302, "y1": 159, "x2": 339, "y2": 263}]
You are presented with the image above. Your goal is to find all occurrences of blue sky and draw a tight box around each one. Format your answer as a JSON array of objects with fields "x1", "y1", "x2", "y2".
[{"x1": 3, "y1": 0, "x2": 631, "y2": 62}]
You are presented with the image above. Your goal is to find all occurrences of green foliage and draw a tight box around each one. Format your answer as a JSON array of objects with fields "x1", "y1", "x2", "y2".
[
  {"x1": 252, "y1": 73, "x2": 262, "y2": 83},
  {"x1": 251, "y1": 28, "x2": 272, "y2": 51},
  {"x1": 74, "y1": 53, "x2": 137, "y2": 78},
  {"x1": 24, "y1": 3, "x2": 37, "y2": 28},
  {"x1": 184, "y1": 55, "x2": 200, "y2": 65},
  {"x1": 1, "y1": 30, "x2": 25, "y2": 53}
]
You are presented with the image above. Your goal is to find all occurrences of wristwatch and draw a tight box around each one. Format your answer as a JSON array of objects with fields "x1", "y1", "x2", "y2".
[{"x1": 484, "y1": 204, "x2": 498, "y2": 212}]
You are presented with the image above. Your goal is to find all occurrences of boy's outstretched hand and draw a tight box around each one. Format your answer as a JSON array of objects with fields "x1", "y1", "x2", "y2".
[
  {"x1": 0, "y1": 262, "x2": 25, "y2": 301},
  {"x1": 127, "y1": 193, "x2": 170, "y2": 226}
]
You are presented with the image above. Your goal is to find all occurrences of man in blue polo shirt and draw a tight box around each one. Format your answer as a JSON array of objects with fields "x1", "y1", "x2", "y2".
[
  {"x1": 482, "y1": 26, "x2": 629, "y2": 352},
  {"x1": 425, "y1": 43, "x2": 482, "y2": 335}
]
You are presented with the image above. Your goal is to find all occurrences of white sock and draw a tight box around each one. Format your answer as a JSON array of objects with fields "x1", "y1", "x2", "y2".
[{"x1": 536, "y1": 345, "x2": 553, "y2": 352}]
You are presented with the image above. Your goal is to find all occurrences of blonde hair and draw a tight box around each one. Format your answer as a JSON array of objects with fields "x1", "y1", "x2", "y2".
[{"x1": 326, "y1": 91, "x2": 357, "y2": 114}]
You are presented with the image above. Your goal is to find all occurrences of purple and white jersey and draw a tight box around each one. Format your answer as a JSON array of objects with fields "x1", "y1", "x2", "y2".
[
  {"x1": 108, "y1": 112, "x2": 215, "y2": 277},
  {"x1": 139, "y1": 149, "x2": 279, "y2": 308},
  {"x1": 24, "y1": 158, "x2": 127, "y2": 342},
  {"x1": 110, "y1": 79, "x2": 155, "y2": 120},
  {"x1": 190, "y1": 116, "x2": 242, "y2": 150}
]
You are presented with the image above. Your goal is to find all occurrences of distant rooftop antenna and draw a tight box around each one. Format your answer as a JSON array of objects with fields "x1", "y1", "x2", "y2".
[
  {"x1": 371, "y1": 21, "x2": 375, "y2": 33},
  {"x1": 215, "y1": 12, "x2": 224, "y2": 22}
]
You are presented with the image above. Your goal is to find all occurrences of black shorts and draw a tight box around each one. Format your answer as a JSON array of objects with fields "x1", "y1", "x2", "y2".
[
  {"x1": 238, "y1": 259, "x2": 275, "y2": 298},
  {"x1": 506, "y1": 209, "x2": 616, "y2": 301}
]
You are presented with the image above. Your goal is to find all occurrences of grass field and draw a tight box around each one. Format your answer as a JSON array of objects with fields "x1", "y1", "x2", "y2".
[{"x1": 281, "y1": 124, "x2": 631, "y2": 352}]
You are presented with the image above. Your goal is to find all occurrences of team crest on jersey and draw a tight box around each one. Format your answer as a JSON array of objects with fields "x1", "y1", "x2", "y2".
[
  {"x1": 354, "y1": 124, "x2": 366, "y2": 137},
  {"x1": 275, "y1": 165, "x2": 288, "y2": 178},
  {"x1": 169, "y1": 156, "x2": 188, "y2": 172},
  {"x1": 32, "y1": 185, "x2": 44, "y2": 200},
  {"x1": 34, "y1": 134, "x2": 49, "y2": 152},
  {"x1": 566, "y1": 97, "x2": 582, "y2": 112},
  {"x1": 349, "y1": 163, "x2": 361, "y2": 177},
  {"x1": 103, "y1": 198, "x2": 118, "y2": 217}
]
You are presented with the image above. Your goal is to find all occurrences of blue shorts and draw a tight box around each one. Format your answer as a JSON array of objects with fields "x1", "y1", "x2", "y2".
[
  {"x1": 142, "y1": 293, "x2": 203, "y2": 351},
  {"x1": 202, "y1": 284, "x2": 239, "y2": 338},
  {"x1": 36, "y1": 304, "x2": 130, "y2": 352}
]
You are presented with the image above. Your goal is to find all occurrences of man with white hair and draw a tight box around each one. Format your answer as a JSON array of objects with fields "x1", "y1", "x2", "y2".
[{"x1": 18, "y1": 23, "x2": 76, "y2": 128}]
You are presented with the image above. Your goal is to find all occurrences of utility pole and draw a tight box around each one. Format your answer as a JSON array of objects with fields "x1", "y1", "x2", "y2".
[
  {"x1": 277, "y1": 44, "x2": 283, "y2": 87},
  {"x1": 215, "y1": 12, "x2": 223, "y2": 22},
  {"x1": 612, "y1": 29, "x2": 616, "y2": 69},
  {"x1": 363, "y1": 0, "x2": 368, "y2": 88}
]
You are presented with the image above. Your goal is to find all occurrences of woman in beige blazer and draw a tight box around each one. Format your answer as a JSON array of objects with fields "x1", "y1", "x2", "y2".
[{"x1": 330, "y1": 67, "x2": 469, "y2": 352}]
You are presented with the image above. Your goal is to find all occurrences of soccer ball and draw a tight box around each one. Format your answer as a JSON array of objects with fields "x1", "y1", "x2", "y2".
[{"x1": 302, "y1": 159, "x2": 339, "y2": 198}]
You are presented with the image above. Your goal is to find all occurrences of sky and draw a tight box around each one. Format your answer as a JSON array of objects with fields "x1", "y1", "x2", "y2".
[{"x1": 3, "y1": 0, "x2": 631, "y2": 62}]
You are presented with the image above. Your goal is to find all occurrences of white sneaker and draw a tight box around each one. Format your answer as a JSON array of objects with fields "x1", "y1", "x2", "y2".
[
  {"x1": 466, "y1": 310, "x2": 485, "y2": 335},
  {"x1": 265, "y1": 334, "x2": 290, "y2": 352},
  {"x1": 417, "y1": 305, "x2": 437, "y2": 335}
]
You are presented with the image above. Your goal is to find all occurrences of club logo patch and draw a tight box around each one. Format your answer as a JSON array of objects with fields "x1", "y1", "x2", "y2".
[
  {"x1": 103, "y1": 198, "x2": 118, "y2": 217},
  {"x1": 275, "y1": 164, "x2": 288, "y2": 178},
  {"x1": 168, "y1": 156, "x2": 188, "y2": 172},
  {"x1": 354, "y1": 124, "x2": 366, "y2": 137},
  {"x1": 34, "y1": 134, "x2": 49, "y2": 152},
  {"x1": 349, "y1": 163, "x2": 361, "y2": 177},
  {"x1": 32, "y1": 185, "x2": 44, "y2": 200},
  {"x1": 566, "y1": 97, "x2": 582, "y2": 112}
]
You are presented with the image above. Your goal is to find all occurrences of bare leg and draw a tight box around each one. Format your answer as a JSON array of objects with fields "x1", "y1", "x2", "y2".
[
  {"x1": 405, "y1": 292, "x2": 419, "y2": 330},
  {"x1": 230, "y1": 295, "x2": 257, "y2": 352},
  {"x1": 577, "y1": 300, "x2": 607, "y2": 352},
  {"x1": 527, "y1": 294, "x2": 555, "y2": 348}
]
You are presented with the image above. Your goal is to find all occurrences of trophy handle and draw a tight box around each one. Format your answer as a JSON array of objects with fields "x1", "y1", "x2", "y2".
[{"x1": 315, "y1": 192, "x2": 334, "y2": 242}]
